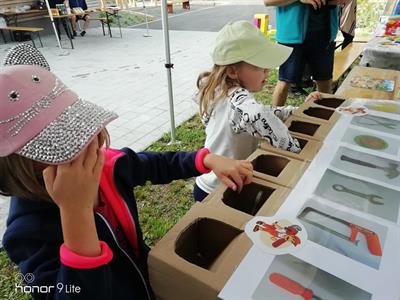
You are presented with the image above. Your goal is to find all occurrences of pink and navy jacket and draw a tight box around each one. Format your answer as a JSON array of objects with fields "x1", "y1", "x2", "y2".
[{"x1": 3, "y1": 147, "x2": 210, "y2": 300}]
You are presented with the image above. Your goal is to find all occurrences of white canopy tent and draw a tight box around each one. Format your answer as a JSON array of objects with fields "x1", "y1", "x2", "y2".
[{"x1": 44, "y1": 0, "x2": 63, "y2": 49}]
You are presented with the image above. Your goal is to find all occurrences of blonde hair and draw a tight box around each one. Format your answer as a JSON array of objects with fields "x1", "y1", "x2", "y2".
[
  {"x1": 197, "y1": 64, "x2": 240, "y2": 118},
  {"x1": 0, "y1": 129, "x2": 110, "y2": 201}
]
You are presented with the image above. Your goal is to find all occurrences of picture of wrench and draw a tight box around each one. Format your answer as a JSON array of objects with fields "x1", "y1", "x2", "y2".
[{"x1": 332, "y1": 184, "x2": 384, "y2": 205}]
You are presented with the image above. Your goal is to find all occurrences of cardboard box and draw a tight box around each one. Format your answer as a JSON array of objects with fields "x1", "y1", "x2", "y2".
[
  {"x1": 312, "y1": 96, "x2": 347, "y2": 110},
  {"x1": 293, "y1": 102, "x2": 341, "y2": 124},
  {"x1": 285, "y1": 115, "x2": 335, "y2": 141},
  {"x1": 149, "y1": 177, "x2": 292, "y2": 300},
  {"x1": 260, "y1": 134, "x2": 322, "y2": 162},
  {"x1": 148, "y1": 203, "x2": 253, "y2": 300},
  {"x1": 247, "y1": 149, "x2": 308, "y2": 188},
  {"x1": 205, "y1": 177, "x2": 291, "y2": 218}
]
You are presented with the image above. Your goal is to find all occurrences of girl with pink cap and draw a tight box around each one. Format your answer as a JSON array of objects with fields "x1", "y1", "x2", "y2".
[{"x1": 0, "y1": 44, "x2": 253, "y2": 299}]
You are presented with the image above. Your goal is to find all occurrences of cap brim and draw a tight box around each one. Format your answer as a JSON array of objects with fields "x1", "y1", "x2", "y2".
[
  {"x1": 245, "y1": 42, "x2": 292, "y2": 69},
  {"x1": 17, "y1": 99, "x2": 118, "y2": 164}
]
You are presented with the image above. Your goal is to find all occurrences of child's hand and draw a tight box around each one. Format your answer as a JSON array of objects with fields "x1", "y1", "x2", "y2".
[
  {"x1": 305, "y1": 91, "x2": 323, "y2": 102},
  {"x1": 43, "y1": 138, "x2": 104, "y2": 211},
  {"x1": 42, "y1": 138, "x2": 104, "y2": 257},
  {"x1": 203, "y1": 154, "x2": 253, "y2": 192}
]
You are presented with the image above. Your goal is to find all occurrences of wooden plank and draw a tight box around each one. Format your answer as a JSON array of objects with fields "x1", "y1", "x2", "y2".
[
  {"x1": 0, "y1": 0, "x2": 37, "y2": 9},
  {"x1": 167, "y1": 0, "x2": 189, "y2": 3},
  {"x1": 332, "y1": 43, "x2": 365, "y2": 82},
  {"x1": 0, "y1": 2, "x2": 48, "y2": 23},
  {"x1": 335, "y1": 66, "x2": 400, "y2": 100},
  {"x1": 0, "y1": 25, "x2": 43, "y2": 31}
]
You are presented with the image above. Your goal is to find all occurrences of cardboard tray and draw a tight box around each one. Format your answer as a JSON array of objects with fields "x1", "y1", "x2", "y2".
[
  {"x1": 149, "y1": 178, "x2": 292, "y2": 300},
  {"x1": 148, "y1": 202, "x2": 252, "y2": 300},
  {"x1": 285, "y1": 115, "x2": 335, "y2": 141},
  {"x1": 204, "y1": 177, "x2": 292, "y2": 219},
  {"x1": 247, "y1": 149, "x2": 308, "y2": 188},
  {"x1": 293, "y1": 101, "x2": 341, "y2": 124},
  {"x1": 260, "y1": 134, "x2": 322, "y2": 162}
]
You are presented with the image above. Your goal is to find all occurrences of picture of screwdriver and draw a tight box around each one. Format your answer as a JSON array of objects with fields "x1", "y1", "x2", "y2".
[{"x1": 269, "y1": 272, "x2": 322, "y2": 300}]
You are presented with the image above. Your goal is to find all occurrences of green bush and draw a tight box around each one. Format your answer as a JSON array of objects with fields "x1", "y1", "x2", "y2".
[{"x1": 357, "y1": 0, "x2": 386, "y2": 33}]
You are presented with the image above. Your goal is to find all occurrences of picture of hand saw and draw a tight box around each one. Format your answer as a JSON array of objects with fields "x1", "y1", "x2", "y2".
[{"x1": 298, "y1": 207, "x2": 382, "y2": 256}]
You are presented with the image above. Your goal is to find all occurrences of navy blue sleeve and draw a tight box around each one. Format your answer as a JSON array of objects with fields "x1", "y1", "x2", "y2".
[
  {"x1": 3, "y1": 201, "x2": 111, "y2": 300},
  {"x1": 116, "y1": 148, "x2": 202, "y2": 187},
  {"x1": 3, "y1": 199, "x2": 152, "y2": 300}
]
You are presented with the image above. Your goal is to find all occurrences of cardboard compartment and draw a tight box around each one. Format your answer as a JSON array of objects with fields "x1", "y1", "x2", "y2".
[
  {"x1": 148, "y1": 203, "x2": 252, "y2": 300},
  {"x1": 175, "y1": 218, "x2": 242, "y2": 271},
  {"x1": 207, "y1": 177, "x2": 291, "y2": 218},
  {"x1": 314, "y1": 97, "x2": 346, "y2": 109},
  {"x1": 304, "y1": 107, "x2": 335, "y2": 120},
  {"x1": 293, "y1": 103, "x2": 341, "y2": 124},
  {"x1": 247, "y1": 149, "x2": 307, "y2": 187},
  {"x1": 285, "y1": 115, "x2": 334, "y2": 141},
  {"x1": 222, "y1": 182, "x2": 274, "y2": 216},
  {"x1": 260, "y1": 134, "x2": 322, "y2": 162}
]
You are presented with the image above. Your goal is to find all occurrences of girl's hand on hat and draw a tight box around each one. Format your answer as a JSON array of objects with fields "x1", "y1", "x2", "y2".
[
  {"x1": 42, "y1": 138, "x2": 104, "y2": 257},
  {"x1": 203, "y1": 154, "x2": 253, "y2": 192},
  {"x1": 43, "y1": 138, "x2": 104, "y2": 211}
]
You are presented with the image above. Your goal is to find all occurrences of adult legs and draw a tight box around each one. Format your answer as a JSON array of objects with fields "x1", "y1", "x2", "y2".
[
  {"x1": 273, "y1": 43, "x2": 304, "y2": 106},
  {"x1": 316, "y1": 80, "x2": 332, "y2": 93},
  {"x1": 83, "y1": 15, "x2": 90, "y2": 31},
  {"x1": 70, "y1": 14, "x2": 78, "y2": 36},
  {"x1": 305, "y1": 32, "x2": 335, "y2": 94},
  {"x1": 80, "y1": 15, "x2": 90, "y2": 36},
  {"x1": 272, "y1": 81, "x2": 290, "y2": 106}
]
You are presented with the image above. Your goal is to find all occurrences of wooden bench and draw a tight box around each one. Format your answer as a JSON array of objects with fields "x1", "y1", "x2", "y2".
[
  {"x1": 90, "y1": 16, "x2": 109, "y2": 36},
  {"x1": 0, "y1": 26, "x2": 43, "y2": 48},
  {"x1": 167, "y1": 0, "x2": 190, "y2": 13},
  {"x1": 332, "y1": 42, "x2": 365, "y2": 87}
]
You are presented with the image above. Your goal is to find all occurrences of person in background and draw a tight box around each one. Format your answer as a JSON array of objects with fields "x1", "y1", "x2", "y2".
[
  {"x1": 264, "y1": 0, "x2": 342, "y2": 106},
  {"x1": 68, "y1": 0, "x2": 90, "y2": 36}
]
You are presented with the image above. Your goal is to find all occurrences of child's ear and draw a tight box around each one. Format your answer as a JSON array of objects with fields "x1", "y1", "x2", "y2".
[{"x1": 226, "y1": 66, "x2": 239, "y2": 80}]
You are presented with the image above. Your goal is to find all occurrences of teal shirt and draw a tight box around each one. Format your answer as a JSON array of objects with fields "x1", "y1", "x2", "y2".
[{"x1": 276, "y1": 2, "x2": 339, "y2": 44}]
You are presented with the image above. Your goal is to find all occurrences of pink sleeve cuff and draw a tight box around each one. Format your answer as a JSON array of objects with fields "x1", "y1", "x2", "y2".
[
  {"x1": 60, "y1": 241, "x2": 113, "y2": 269},
  {"x1": 195, "y1": 148, "x2": 211, "y2": 174}
]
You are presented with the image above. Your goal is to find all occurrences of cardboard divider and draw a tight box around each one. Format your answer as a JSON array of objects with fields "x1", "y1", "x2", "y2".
[
  {"x1": 314, "y1": 97, "x2": 346, "y2": 109},
  {"x1": 285, "y1": 115, "x2": 335, "y2": 141},
  {"x1": 293, "y1": 101, "x2": 341, "y2": 124},
  {"x1": 148, "y1": 203, "x2": 253, "y2": 300},
  {"x1": 206, "y1": 177, "x2": 291, "y2": 218},
  {"x1": 247, "y1": 149, "x2": 308, "y2": 187},
  {"x1": 260, "y1": 134, "x2": 322, "y2": 162},
  {"x1": 175, "y1": 218, "x2": 242, "y2": 272}
]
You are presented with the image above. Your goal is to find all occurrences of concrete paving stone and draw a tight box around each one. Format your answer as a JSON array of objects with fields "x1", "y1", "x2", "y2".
[{"x1": 135, "y1": 123, "x2": 160, "y2": 134}]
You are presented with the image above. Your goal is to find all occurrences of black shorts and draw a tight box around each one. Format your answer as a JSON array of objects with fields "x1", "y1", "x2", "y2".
[
  {"x1": 278, "y1": 30, "x2": 335, "y2": 83},
  {"x1": 76, "y1": 14, "x2": 89, "y2": 21}
]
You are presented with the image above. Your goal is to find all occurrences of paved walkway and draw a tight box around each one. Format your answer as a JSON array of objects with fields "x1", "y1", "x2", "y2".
[{"x1": 0, "y1": 26, "x2": 218, "y2": 245}]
